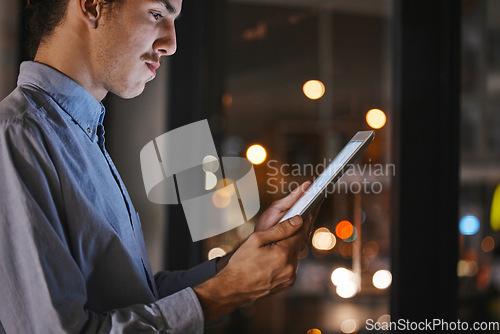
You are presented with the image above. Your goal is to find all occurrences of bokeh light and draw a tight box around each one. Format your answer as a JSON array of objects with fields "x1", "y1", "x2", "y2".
[
  {"x1": 363, "y1": 241, "x2": 379, "y2": 259},
  {"x1": 340, "y1": 319, "x2": 358, "y2": 333},
  {"x1": 360, "y1": 210, "x2": 367, "y2": 224},
  {"x1": 336, "y1": 280, "x2": 358, "y2": 298},
  {"x1": 212, "y1": 187, "x2": 234, "y2": 208},
  {"x1": 491, "y1": 184, "x2": 500, "y2": 231},
  {"x1": 343, "y1": 226, "x2": 358, "y2": 243},
  {"x1": 331, "y1": 267, "x2": 358, "y2": 298},
  {"x1": 222, "y1": 93, "x2": 233, "y2": 108},
  {"x1": 312, "y1": 227, "x2": 336, "y2": 251},
  {"x1": 246, "y1": 144, "x2": 267, "y2": 165},
  {"x1": 372, "y1": 269, "x2": 392, "y2": 289},
  {"x1": 339, "y1": 242, "x2": 353, "y2": 259},
  {"x1": 366, "y1": 108, "x2": 387, "y2": 129},
  {"x1": 303, "y1": 80, "x2": 325, "y2": 100},
  {"x1": 335, "y1": 220, "x2": 354, "y2": 240},
  {"x1": 457, "y1": 260, "x2": 478, "y2": 277},
  {"x1": 481, "y1": 236, "x2": 495, "y2": 253},
  {"x1": 330, "y1": 267, "x2": 355, "y2": 286},
  {"x1": 306, "y1": 329, "x2": 322, "y2": 334},
  {"x1": 208, "y1": 247, "x2": 226, "y2": 260},
  {"x1": 459, "y1": 215, "x2": 480, "y2": 235},
  {"x1": 476, "y1": 264, "x2": 491, "y2": 291},
  {"x1": 377, "y1": 314, "x2": 391, "y2": 324}
]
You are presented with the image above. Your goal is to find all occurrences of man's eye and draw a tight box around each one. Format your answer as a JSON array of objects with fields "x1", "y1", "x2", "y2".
[{"x1": 151, "y1": 12, "x2": 163, "y2": 20}]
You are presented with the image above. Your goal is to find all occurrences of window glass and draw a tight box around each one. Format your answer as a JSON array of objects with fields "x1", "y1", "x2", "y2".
[
  {"x1": 459, "y1": 0, "x2": 500, "y2": 324},
  {"x1": 204, "y1": 1, "x2": 393, "y2": 332}
]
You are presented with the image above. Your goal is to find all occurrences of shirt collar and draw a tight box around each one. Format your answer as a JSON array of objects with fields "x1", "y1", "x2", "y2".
[{"x1": 17, "y1": 61, "x2": 105, "y2": 142}]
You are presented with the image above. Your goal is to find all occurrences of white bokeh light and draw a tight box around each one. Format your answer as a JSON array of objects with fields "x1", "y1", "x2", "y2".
[
  {"x1": 208, "y1": 247, "x2": 227, "y2": 260},
  {"x1": 246, "y1": 145, "x2": 267, "y2": 165},
  {"x1": 331, "y1": 267, "x2": 355, "y2": 287},
  {"x1": 340, "y1": 319, "x2": 358, "y2": 333},
  {"x1": 372, "y1": 270, "x2": 392, "y2": 289},
  {"x1": 312, "y1": 228, "x2": 336, "y2": 251},
  {"x1": 336, "y1": 280, "x2": 358, "y2": 298}
]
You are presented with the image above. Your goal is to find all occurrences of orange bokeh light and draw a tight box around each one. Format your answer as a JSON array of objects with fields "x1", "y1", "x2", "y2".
[
  {"x1": 335, "y1": 220, "x2": 354, "y2": 240},
  {"x1": 366, "y1": 108, "x2": 387, "y2": 129},
  {"x1": 306, "y1": 329, "x2": 322, "y2": 334},
  {"x1": 303, "y1": 80, "x2": 325, "y2": 100},
  {"x1": 481, "y1": 236, "x2": 495, "y2": 253}
]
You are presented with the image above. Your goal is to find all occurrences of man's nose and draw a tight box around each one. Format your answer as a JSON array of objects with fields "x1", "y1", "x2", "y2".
[{"x1": 154, "y1": 21, "x2": 177, "y2": 57}]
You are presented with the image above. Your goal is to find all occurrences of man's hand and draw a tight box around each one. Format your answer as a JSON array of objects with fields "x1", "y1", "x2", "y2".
[
  {"x1": 195, "y1": 181, "x2": 326, "y2": 323},
  {"x1": 215, "y1": 181, "x2": 317, "y2": 272},
  {"x1": 194, "y1": 216, "x2": 305, "y2": 323},
  {"x1": 254, "y1": 181, "x2": 323, "y2": 257},
  {"x1": 254, "y1": 181, "x2": 312, "y2": 232}
]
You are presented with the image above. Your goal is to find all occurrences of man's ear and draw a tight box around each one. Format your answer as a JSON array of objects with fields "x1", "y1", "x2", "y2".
[{"x1": 79, "y1": 0, "x2": 103, "y2": 28}]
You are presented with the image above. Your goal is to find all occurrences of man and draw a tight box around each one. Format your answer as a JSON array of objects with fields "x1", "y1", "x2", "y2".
[{"x1": 0, "y1": 0, "x2": 318, "y2": 333}]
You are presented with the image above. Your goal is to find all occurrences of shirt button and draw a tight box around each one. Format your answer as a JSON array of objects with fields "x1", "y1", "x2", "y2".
[{"x1": 87, "y1": 127, "x2": 94, "y2": 135}]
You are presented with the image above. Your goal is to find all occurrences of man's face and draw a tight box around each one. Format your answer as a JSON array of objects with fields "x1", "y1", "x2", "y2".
[{"x1": 91, "y1": 0, "x2": 181, "y2": 99}]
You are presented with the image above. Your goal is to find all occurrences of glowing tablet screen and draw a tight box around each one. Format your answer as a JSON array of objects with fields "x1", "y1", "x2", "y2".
[{"x1": 280, "y1": 140, "x2": 363, "y2": 222}]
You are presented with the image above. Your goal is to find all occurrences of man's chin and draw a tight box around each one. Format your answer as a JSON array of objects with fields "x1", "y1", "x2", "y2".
[{"x1": 112, "y1": 84, "x2": 147, "y2": 100}]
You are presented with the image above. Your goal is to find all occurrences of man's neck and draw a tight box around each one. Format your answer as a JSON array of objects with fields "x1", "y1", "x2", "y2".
[{"x1": 34, "y1": 37, "x2": 108, "y2": 102}]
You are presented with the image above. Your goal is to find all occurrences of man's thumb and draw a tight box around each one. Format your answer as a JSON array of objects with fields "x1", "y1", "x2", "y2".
[{"x1": 257, "y1": 216, "x2": 303, "y2": 245}]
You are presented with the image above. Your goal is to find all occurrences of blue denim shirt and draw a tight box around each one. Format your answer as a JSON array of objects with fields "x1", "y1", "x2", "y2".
[{"x1": 0, "y1": 62, "x2": 216, "y2": 333}]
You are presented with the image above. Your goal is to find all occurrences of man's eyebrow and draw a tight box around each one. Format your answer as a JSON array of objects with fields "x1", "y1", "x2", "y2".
[{"x1": 153, "y1": 0, "x2": 178, "y2": 15}]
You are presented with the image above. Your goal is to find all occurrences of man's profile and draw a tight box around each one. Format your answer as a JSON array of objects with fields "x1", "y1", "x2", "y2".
[{"x1": 0, "y1": 0, "x2": 319, "y2": 332}]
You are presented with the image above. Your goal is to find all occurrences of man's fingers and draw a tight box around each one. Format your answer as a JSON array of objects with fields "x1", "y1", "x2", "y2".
[
  {"x1": 253, "y1": 216, "x2": 303, "y2": 246},
  {"x1": 273, "y1": 181, "x2": 311, "y2": 212},
  {"x1": 254, "y1": 181, "x2": 314, "y2": 233}
]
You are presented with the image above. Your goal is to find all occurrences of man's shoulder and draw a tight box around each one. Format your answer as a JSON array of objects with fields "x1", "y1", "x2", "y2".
[
  {"x1": 0, "y1": 85, "x2": 55, "y2": 145},
  {"x1": 0, "y1": 85, "x2": 50, "y2": 125}
]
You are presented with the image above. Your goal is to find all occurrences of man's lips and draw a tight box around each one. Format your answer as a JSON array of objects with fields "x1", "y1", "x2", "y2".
[{"x1": 146, "y1": 62, "x2": 160, "y2": 76}]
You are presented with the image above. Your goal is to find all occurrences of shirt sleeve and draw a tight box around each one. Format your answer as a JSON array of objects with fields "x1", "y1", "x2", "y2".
[
  {"x1": 154, "y1": 259, "x2": 218, "y2": 298},
  {"x1": 0, "y1": 117, "x2": 204, "y2": 333}
]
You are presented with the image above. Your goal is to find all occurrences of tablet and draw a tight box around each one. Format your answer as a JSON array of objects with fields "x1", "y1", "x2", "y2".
[{"x1": 279, "y1": 130, "x2": 375, "y2": 223}]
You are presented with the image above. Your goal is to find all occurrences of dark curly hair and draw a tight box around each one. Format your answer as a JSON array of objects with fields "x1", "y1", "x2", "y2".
[{"x1": 24, "y1": 0, "x2": 122, "y2": 58}]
